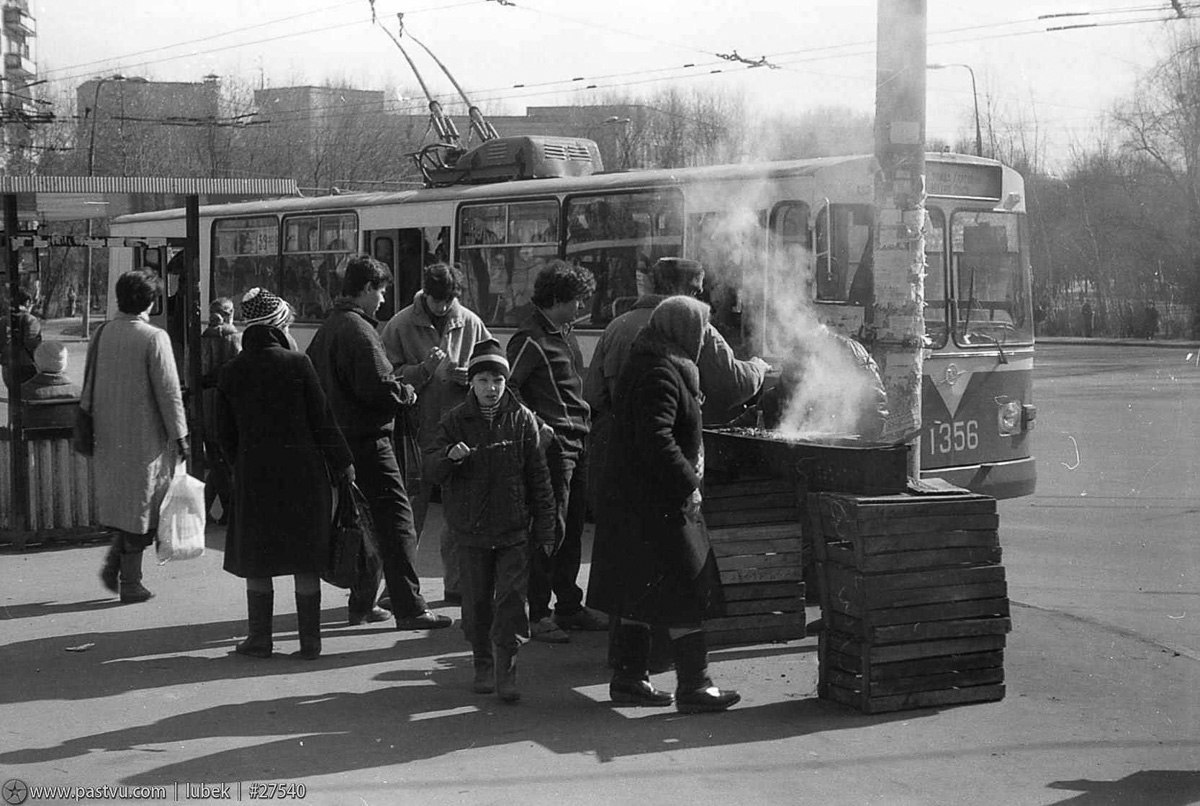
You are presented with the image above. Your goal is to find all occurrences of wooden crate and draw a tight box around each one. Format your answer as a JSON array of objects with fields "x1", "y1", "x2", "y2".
[
  {"x1": 819, "y1": 630, "x2": 1006, "y2": 713},
  {"x1": 809, "y1": 489, "x2": 1011, "y2": 713},
  {"x1": 702, "y1": 476, "x2": 806, "y2": 646}
]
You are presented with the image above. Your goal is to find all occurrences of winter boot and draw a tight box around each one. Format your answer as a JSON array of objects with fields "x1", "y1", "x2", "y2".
[
  {"x1": 495, "y1": 644, "x2": 520, "y2": 704},
  {"x1": 99, "y1": 535, "x2": 122, "y2": 593},
  {"x1": 235, "y1": 591, "x2": 274, "y2": 658},
  {"x1": 610, "y1": 623, "x2": 673, "y2": 707},
  {"x1": 118, "y1": 549, "x2": 154, "y2": 604},
  {"x1": 472, "y1": 644, "x2": 495, "y2": 694},
  {"x1": 293, "y1": 592, "x2": 322, "y2": 660},
  {"x1": 671, "y1": 630, "x2": 740, "y2": 714}
]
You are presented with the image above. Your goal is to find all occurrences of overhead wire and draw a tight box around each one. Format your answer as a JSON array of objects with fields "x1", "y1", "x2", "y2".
[{"x1": 36, "y1": 2, "x2": 1197, "y2": 137}]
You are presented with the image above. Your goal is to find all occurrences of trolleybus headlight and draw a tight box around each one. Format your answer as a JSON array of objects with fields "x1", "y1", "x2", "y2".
[{"x1": 997, "y1": 399, "x2": 1022, "y2": 436}]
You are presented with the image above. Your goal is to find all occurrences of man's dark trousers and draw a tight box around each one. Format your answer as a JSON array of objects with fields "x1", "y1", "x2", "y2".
[
  {"x1": 348, "y1": 435, "x2": 429, "y2": 619},
  {"x1": 529, "y1": 436, "x2": 588, "y2": 622}
]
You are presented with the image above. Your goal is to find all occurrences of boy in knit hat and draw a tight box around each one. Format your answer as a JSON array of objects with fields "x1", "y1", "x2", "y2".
[{"x1": 425, "y1": 338, "x2": 555, "y2": 703}]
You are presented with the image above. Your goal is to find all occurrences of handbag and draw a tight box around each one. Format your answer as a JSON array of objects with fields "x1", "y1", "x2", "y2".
[
  {"x1": 156, "y1": 465, "x2": 207, "y2": 563},
  {"x1": 73, "y1": 322, "x2": 108, "y2": 456},
  {"x1": 322, "y1": 480, "x2": 375, "y2": 589}
]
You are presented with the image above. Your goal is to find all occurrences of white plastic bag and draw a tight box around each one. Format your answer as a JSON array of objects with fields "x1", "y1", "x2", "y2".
[{"x1": 157, "y1": 466, "x2": 207, "y2": 564}]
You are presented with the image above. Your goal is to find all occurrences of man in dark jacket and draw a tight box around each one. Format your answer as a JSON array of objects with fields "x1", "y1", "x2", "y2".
[
  {"x1": 306, "y1": 255, "x2": 451, "y2": 631},
  {"x1": 585, "y1": 258, "x2": 769, "y2": 429},
  {"x1": 506, "y1": 260, "x2": 606, "y2": 642},
  {"x1": 1, "y1": 288, "x2": 42, "y2": 395}
]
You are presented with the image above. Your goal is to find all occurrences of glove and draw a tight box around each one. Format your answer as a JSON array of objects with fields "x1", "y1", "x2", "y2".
[{"x1": 176, "y1": 437, "x2": 191, "y2": 465}]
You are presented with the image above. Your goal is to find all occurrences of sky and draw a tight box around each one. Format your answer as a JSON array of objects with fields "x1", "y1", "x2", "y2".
[{"x1": 28, "y1": 0, "x2": 1194, "y2": 169}]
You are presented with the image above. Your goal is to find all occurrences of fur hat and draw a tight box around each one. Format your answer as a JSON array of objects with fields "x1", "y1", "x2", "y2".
[
  {"x1": 467, "y1": 338, "x2": 510, "y2": 379},
  {"x1": 647, "y1": 295, "x2": 710, "y2": 362},
  {"x1": 241, "y1": 288, "x2": 291, "y2": 329},
  {"x1": 33, "y1": 341, "x2": 68, "y2": 374}
]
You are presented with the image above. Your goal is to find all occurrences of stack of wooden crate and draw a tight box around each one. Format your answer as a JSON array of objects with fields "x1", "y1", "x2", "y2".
[
  {"x1": 809, "y1": 489, "x2": 1010, "y2": 713},
  {"x1": 701, "y1": 475, "x2": 806, "y2": 647}
]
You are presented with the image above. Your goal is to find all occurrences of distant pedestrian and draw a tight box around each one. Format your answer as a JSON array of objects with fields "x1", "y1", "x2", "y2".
[
  {"x1": 507, "y1": 260, "x2": 608, "y2": 643},
  {"x1": 380, "y1": 263, "x2": 492, "y2": 605},
  {"x1": 588, "y1": 295, "x2": 740, "y2": 713},
  {"x1": 217, "y1": 288, "x2": 354, "y2": 660},
  {"x1": 1, "y1": 288, "x2": 42, "y2": 395},
  {"x1": 66, "y1": 286, "x2": 78, "y2": 318},
  {"x1": 88, "y1": 270, "x2": 189, "y2": 604},
  {"x1": 1145, "y1": 302, "x2": 1160, "y2": 340},
  {"x1": 426, "y1": 338, "x2": 555, "y2": 702},
  {"x1": 200, "y1": 298, "x2": 241, "y2": 525},
  {"x1": 306, "y1": 255, "x2": 452, "y2": 631},
  {"x1": 1081, "y1": 301, "x2": 1094, "y2": 338}
]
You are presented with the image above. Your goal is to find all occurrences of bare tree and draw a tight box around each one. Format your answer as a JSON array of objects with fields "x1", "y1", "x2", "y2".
[{"x1": 1113, "y1": 23, "x2": 1200, "y2": 304}]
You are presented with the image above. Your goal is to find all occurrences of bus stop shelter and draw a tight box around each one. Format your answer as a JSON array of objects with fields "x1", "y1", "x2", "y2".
[{"x1": 1, "y1": 176, "x2": 299, "y2": 543}]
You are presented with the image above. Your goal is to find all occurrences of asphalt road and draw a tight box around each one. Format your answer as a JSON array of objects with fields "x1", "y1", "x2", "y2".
[
  {"x1": 2, "y1": 333, "x2": 1198, "y2": 805},
  {"x1": 998, "y1": 342, "x2": 1200, "y2": 661}
]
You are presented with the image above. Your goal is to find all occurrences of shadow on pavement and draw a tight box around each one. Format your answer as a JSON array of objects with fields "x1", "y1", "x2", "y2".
[
  {"x1": 1046, "y1": 770, "x2": 1200, "y2": 805},
  {"x1": 0, "y1": 624, "x2": 898, "y2": 785}
]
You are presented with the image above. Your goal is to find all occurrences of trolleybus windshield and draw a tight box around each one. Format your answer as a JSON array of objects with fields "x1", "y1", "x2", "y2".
[{"x1": 950, "y1": 210, "x2": 1033, "y2": 347}]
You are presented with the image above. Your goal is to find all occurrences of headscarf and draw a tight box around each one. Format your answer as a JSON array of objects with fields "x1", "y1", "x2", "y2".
[{"x1": 646, "y1": 295, "x2": 710, "y2": 362}]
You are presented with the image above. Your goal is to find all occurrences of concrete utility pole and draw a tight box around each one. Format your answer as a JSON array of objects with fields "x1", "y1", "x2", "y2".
[{"x1": 873, "y1": 0, "x2": 927, "y2": 473}]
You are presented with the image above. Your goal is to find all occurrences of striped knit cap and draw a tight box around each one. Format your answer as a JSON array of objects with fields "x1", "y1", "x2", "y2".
[
  {"x1": 241, "y1": 288, "x2": 291, "y2": 329},
  {"x1": 468, "y1": 338, "x2": 510, "y2": 379}
]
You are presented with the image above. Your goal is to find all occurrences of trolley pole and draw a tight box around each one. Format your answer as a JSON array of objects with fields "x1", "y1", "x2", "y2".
[{"x1": 873, "y1": 0, "x2": 927, "y2": 478}]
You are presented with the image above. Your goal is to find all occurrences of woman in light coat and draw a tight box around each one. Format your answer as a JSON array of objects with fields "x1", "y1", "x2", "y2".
[{"x1": 88, "y1": 269, "x2": 189, "y2": 604}]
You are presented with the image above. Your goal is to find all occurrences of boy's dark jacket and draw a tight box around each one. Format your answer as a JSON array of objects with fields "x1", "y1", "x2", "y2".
[{"x1": 425, "y1": 388, "x2": 555, "y2": 550}]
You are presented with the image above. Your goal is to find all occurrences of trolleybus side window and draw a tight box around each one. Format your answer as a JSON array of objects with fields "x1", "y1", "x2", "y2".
[
  {"x1": 689, "y1": 207, "x2": 766, "y2": 354},
  {"x1": 212, "y1": 216, "x2": 279, "y2": 317},
  {"x1": 565, "y1": 190, "x2": 683, "y2": 326},
  {"x1": 282, "y1": 213, "x2": 357, "y2": 322},
  {"x1": 813, "y1": 204, "x2": 873, "y2": 304},
  {"x1": 458, "y1": 201, "x2": 558, "y2": 327},
  {"x1": 924, "y1": 208, "x2": 948, "y2": 348},
  {"x1": 764, "y1": 201, "x2": 812, "y2": 355},
  {"x1": 950, "y1": 210, "x2": 1033, "y2": 346}
]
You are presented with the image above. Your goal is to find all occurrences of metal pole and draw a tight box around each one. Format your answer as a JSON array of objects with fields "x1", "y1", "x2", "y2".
[
  {"x1": 5, "y1": 193, "x2": 29, "y2": 531},
  {"x1": 185, "y1": 196, "x2": 201, "y2": 477},
  {"x1": 82, "y1": 76, "x2": 123, "y2": 338},
  {"x1": 875, "y1": 0, "x2": 927, "y2": 477},
  {"x1": 965, "y1": 64, "x2": 983, "y2": 157},
  {"x1": 927, "y1": 63, "x2": 981, "y2": 157}
]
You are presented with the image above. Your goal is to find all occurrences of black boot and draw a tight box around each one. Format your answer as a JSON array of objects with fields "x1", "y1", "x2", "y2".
[
  {"x1": 118, "y1": 549, "x2": 154, "y2": 604},
  {"x1": 293, "y1": 592, "x2": 321, "y2": 660},
  {"x1": 672, "y1": 630, "x2": 740, "y2": 714},
  {"x1": 99, "y1": 536, "x2": 122, "y2": 593},
  {"x1": 235, "y1": 591, "x2": 274, "y2": 658},
  {"x1": 472, "y1": 644, "x2": 495, "y2": 694},
  {"x1": 495, "y1": 644, "x2": 520, "y2": 704},
  {"x1": 610, "y1": 623, "x2": 673, "y2": 707}
]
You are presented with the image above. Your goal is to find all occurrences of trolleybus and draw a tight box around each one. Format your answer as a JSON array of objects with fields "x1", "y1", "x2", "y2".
[{"x1": 109, "y1": 140, "x2": 1036, "y2": 497}]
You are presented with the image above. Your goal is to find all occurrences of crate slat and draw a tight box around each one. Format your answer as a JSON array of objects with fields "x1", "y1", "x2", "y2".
[{"x1": 823, "y1": 543, "x2": 1002, "y2": 572}]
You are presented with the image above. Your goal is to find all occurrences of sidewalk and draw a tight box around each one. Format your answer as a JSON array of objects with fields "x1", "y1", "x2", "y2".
[{"x1": 2, "y1": 513, "x2": 1196, "y2": 805}]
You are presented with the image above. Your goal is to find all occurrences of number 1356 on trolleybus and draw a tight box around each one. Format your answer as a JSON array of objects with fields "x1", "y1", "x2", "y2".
[{"x1": 109, "y1": 137, "x2": 1036, "y2": 498}]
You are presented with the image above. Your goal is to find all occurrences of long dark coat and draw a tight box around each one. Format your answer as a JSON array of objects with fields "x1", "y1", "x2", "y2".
[
  {"x1": 217, "y1": 325, "x2": 353, "y2": 578},
  {"x1": 586, "y1": 332, "x2": 724, "y2": 626}
]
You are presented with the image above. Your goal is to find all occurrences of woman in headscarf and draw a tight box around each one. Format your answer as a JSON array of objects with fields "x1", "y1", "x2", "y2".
[
  {"x1": 216, "y1": 288, "x2": 353, "y2": 660},
  {"x1": 587, "y1": 295, "x2": 740, "y2": 714}
]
